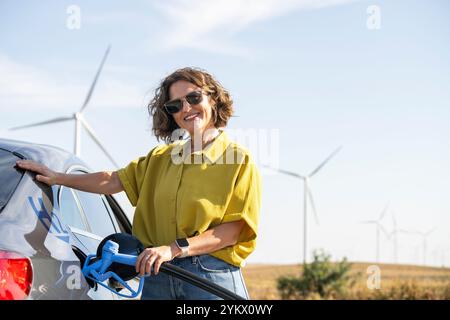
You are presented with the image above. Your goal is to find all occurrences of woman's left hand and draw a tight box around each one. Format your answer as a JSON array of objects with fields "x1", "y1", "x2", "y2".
[{"x1": 135, "y1": 245, "x2": 178, "y2": 276}]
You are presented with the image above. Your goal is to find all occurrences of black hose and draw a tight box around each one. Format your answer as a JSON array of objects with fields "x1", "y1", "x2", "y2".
[{"x1": 160, "y1": 263, "x2": 245, "y2": 300}]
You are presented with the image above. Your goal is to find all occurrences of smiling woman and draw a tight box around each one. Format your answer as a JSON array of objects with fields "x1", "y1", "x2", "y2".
[{"x1": 120, "y1": 67, "x2": 261, "y2": 300}]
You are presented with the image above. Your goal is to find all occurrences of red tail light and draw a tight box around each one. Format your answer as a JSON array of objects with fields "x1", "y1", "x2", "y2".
[{"x1": 0, "y1": 251, "x2": 33, "y2": 300}]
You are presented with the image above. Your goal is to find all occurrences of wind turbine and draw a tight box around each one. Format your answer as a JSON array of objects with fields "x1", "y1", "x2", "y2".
[
  {"x1": 8, "y1": 45, "x2": 119, "y2": 168},
  {"x1": 414, "y1": 227, "x2": 436, "y2": 266},
  {"x1": 391, "y1": 211, "x2": 398, "y2": 263},
  {"x1": 388, "y1": 211, "x2": 412, "y2": 264},
  {"x1": 360, "y1": 203, "x2": 390, "y2": 263},
  {"x1": 431, "y1": 246, "x2": 442, "y2": 267},
  {"x1": 263, "y1": 146, "x2": 342, "y2": 264}
]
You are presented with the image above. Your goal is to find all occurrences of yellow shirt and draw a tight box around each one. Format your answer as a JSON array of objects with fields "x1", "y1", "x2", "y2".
[{"x1": 116, "y1": 130, "x2": 261, "y2": 267}]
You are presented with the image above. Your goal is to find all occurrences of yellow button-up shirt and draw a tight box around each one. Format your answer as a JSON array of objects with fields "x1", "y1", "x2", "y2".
[{"x1": 117, "y1": 131, "x2": 261, "y2": 267}]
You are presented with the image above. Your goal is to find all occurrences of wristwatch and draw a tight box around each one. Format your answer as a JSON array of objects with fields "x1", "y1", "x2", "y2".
[{"x1": 175, "y1": 238, "x2": 190, "y2": 258}]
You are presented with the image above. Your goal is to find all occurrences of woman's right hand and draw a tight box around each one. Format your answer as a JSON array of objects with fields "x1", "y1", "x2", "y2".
[{"x1": 15, "y1": 160, "x2": 60, "y2": 186}]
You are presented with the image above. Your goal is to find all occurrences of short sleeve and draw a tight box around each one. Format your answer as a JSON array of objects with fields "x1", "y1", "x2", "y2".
[
  {"x1": 116, "y1": 147, "x2": 156, "y2": 207},
  {"x1": 221, "y1": 155, "x2": 261, "y2": 243}
]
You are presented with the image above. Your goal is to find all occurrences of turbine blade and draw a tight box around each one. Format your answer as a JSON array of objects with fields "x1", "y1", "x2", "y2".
[
  {"x1": 307, "y1": 187, "x2": 319, "y2": 225},
  {"x1": 79, "y1": 118, "x2": 119, "y2": 168},
  {"x1": 9, "y1": 116, "x2": 73, "y2": 131},
  {"x1": 261, "y1": 165, "x2": 303, "y2": 178},
  {"x1": 79, "y1": 45, "x2": 111, "y2": 113},
  {"x1": 308, "y1": 146, "x2": 342, "y2": 177},
  {"x1": 379, "y1": 224, "x2": 390, "y2": 239},
  {"x1": 378, "y1": 202, "x2": 390, "y2": 221},
  {"x1": 277, "y1": 168, "x2": 303, "y2": 179},
  {"x1": 425, "y1": 227, "x2": 436, "y2": 236},
  {"x1": 391, "y1": 210, "x2": 397, "y2": 229}
]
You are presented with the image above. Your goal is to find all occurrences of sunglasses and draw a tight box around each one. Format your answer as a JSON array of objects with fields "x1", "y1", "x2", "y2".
[{"x1": 164, "y1": 91, "x2": 206, "y2": 114}]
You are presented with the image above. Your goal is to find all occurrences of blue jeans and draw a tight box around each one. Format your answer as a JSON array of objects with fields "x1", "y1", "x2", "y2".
[{"x1": 141, "y1": 254, "x2": 250, "y2": 300}]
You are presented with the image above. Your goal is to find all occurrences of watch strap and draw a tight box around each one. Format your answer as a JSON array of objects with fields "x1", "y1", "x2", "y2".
[{"x1": 175, "y1": 238, "x2": 189, "y2": 258}]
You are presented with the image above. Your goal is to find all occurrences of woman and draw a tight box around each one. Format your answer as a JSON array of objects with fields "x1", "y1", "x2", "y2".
[{"x1": 15, "y1": 67, "x2": 261, "y2": 300}]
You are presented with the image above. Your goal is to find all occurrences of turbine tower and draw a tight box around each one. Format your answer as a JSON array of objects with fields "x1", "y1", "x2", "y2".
[
  {"x1": 391, "y1": 211, "x2": 398, "y2": 263},
  {"x1": 263, "y1": 146, "x2": 342, "y2": 264},
  {"x1": 8, "y1": 45, "x2": 119, "y2": 168},
  {"x1": 361, "y1": 203, "x2": 390, "y2": 263}
]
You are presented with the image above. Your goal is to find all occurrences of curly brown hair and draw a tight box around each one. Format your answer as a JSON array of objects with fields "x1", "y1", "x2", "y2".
[{"x1": 148, "y1": 67, "x2": 234, "y2": 143}]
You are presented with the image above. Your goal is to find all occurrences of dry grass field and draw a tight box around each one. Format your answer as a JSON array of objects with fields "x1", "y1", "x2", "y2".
[{"x1": 242, "y1": 262, "x2": 450, "y2": 300}]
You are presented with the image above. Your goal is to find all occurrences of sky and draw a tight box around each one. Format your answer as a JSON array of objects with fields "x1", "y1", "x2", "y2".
[{"x1": 1, "y1": 0, "x2": 449, "y2": 267}]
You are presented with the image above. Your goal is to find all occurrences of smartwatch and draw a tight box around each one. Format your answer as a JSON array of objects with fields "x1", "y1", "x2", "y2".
[{"x1": 175, "y1": 238, "x2": 190, "y2": 258}]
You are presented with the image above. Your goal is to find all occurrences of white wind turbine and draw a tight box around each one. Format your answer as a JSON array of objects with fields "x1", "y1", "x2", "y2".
[
  {"x1": 8, "y1": 45, "x2": 119, "y2": 168},
  {"x1": 360, "y1": 203, "x2": 390, "y2": 263},
  {"x1": 414, "y1": 227, "x2": 436, "y2": 266},
  {"x1": 389, "y1": 211, "x2": 412, "y2": 264},
  {"x1": 263, "y1": 146, "x2": 342, "y2": 264},
  {"x1": 431, "y1": 246, "x2": 445, "y2": 267}
]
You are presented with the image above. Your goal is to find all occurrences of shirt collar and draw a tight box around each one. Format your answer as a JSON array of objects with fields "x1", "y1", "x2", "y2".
[{"x1": 179, "y1": 129, "x2": 231, "y2": 164}]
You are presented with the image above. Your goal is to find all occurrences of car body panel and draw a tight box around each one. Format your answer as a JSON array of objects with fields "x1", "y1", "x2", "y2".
[{"x1": 0, "y1": 138, "x2": 136, "y2": 299}]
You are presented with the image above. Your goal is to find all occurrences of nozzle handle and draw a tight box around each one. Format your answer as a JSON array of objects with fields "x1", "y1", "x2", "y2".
[{"x1": 99, "y1": 240, "x2": 120, "y2": 273}]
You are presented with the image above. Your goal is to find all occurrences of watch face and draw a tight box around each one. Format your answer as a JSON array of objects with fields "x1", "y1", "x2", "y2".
[{"x1": 176, "y1": 238, "x2": 189, "y2": 248}]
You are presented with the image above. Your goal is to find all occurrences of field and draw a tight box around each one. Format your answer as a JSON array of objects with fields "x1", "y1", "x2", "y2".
[{"x1": 242, "y1": 262, "x2": 450, "y2": 300}]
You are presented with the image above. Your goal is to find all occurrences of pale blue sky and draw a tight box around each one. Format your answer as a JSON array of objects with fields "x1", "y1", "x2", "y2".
[{"x1": 1, "y1": 0, "x2": 449, "y2": 266}]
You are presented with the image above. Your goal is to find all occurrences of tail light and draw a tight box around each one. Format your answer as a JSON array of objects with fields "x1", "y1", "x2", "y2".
[{"x1": 0, "y1": 251, "x2": 33, "y2": 300}]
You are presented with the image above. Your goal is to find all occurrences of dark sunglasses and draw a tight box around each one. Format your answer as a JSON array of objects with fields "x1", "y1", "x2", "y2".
[{"x1": 164, "y1": 91, "x2": 206, "y2": 114}]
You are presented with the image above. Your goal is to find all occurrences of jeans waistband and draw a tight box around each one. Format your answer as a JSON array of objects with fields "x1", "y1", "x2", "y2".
[{"x1": 172, "y1": 255, "x2": 198, "y2": 264}]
